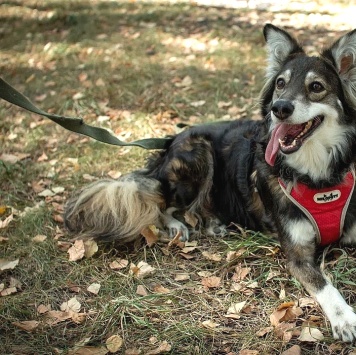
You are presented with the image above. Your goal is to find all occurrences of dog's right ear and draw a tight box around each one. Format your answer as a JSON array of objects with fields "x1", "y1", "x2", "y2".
[{"x1": 263, "y1": 24, "x2": 304, "y2": 79}]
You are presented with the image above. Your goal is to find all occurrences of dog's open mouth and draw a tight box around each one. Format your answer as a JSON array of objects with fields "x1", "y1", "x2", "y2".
[{"x1": 265, "y1": 115, "x2": 324, "y2": 166}]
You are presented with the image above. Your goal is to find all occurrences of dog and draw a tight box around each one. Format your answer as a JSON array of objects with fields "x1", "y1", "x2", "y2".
[{"x1": 64, "y1": 24, "x2": 356, "y2": 342}]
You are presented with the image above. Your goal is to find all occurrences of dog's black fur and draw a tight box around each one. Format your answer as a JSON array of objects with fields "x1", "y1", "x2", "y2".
[{"x1": 64, "y1": 25, "x2": 356, "y2": 341}]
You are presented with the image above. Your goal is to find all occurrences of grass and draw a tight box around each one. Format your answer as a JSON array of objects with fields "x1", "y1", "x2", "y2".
[{"x1": 1, "y1": 0, "x2": 356, "y2": 354}]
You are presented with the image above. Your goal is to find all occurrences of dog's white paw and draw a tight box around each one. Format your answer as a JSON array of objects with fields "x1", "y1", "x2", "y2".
[
  {"x1": 167, "y1": 220, "x2": 189, "y2": 241},
  {"x1": 330, "y1": 308, "x2": 356, "y2": 342},
  {"x1": 315, "y1": 283, "x2": 356, "y2": 342}
]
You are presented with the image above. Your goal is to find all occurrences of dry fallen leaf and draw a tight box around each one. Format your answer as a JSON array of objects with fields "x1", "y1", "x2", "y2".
[
  {"x1": 146, "y1": 341, "x2": 172, "y2": 355},
  {"x1": 274, "y1": 322, "x2": 296, "y2": 342},
  {"x1": 270, "y1": 302, "x2": 303, "y2": 327},
  {"x1": 67, "y1": 346, "x2": 109, "y2": 355},
  {"x1": 0, "y1": 214, "x2": 14, "y2": 229},
  {"x1": 201, "y1": 276, "x2": 221, "y2": 289},
  {"x1": 87, "y1": 283, "x2": 101, "y2": 295},
  {"x1": 32, "y1": 234, "x2": 47, "y2": 243},
  {"x1": 0, "y1": 258, "x2": 19, "y2": 271},
  {"x1": 84, "y1": 239, "x2": 98, "y2": 258},
  {"x1": 298, "y1": 327, "x2": 324, "y2": 342},
  {"x1": 174, "y1": 273, "x2": 190, "y2": 281},
  {"x1": 225, "y1": 301, "x2": 247, "y2": 319},
  {"x1": 68, "y1": 240, "x2": 85, "y2": 261},
  {"x1": 44, "y1": 310, "x2": 72, "y2": 325},
  {"x1": 130, "y1": 261, "x2": 156, "y2": 279},
  {"x1": 37, "y1": 304, "x2": 51, "y2": 314},
  {"x1": 136, "y1": 285, "x2": 148, "y2": 296},
  {"x1": 12, "y1": 320, "x2": 40, "y2": 332},
  {"x1": 106, "y1": 334, "x2": 123, "y2": 353},
  {"x1": 256, "y1": 326, "x2": 274, "y2": 337},
  {"x1": 0, "y1": 206, "x2": 7, "y2": 216},
  {"x1": 1, "y1": 286, "x2": 17, "y2": 296},
  {"x1": 281, "y1": 345, "x2": 302, "y2": 355},
  {"x1": 232, "y1": 265, "x2": 251, "y2": 282},
  {"x1": 60, "y1": 297, "x2": 81, "y2": 313},
  {"x1": 184, "y1": 211, "x2": 198, "y2": 227},
  {"x1": 153, "y1": 285, "x2": 171, "y2": 294},
  {"x1": 239, "y1": 350, "x2": 258, "y2": 355},
  {"x1": 201, "y1": 320, "x2": 220, "y2": 329},
  {"x1": 202, "y1": 251, "x2": 222, "y2": 262},
  {"x1": 109, "y1": 259, "x2": 129, "y2": 270},
  {"x1": 125, "y1": 348, "x2": 142, "y2": 355},
  {"x1": 141, "y1": 225, "x2": 159, "y2": 247}
]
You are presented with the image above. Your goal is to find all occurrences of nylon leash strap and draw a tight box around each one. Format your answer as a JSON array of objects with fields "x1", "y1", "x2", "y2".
[{"x1": 0, "y1": 77, "x2": 173, "y2": 150}]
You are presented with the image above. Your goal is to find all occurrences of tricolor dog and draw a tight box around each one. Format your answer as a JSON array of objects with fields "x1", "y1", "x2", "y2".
[{"x1": 64, "y1": 25, "x2": 356, "y2": 342}]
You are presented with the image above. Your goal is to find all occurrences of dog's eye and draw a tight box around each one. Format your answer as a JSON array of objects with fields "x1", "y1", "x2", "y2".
[
  {"x1": 309, "y1": 81, "x2": 324, "y2": 93},
  {"x1": 276, "y1": 78, "x2": 285, "y2": 90}
]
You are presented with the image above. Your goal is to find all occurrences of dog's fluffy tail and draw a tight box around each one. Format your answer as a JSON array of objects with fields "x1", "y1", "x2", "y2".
[{"x1": 64, "y1": 173, "x2": 165, "y2": 243}]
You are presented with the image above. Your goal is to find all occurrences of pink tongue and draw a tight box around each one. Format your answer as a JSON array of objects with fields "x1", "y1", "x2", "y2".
[{"x1": 265, "y1": 124, "x2": 292, "y2": 166}]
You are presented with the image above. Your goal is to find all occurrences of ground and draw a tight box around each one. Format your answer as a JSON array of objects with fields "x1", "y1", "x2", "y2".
[{"x1": 1, "y1": 1, "x2": 356, "y2": 354}]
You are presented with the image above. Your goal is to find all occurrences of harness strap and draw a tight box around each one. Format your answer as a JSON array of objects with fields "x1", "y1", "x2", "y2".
[
  {"x1": 0, "y1": 77, "x2": 173, "y2": 150},
  {"x1": 278, "y1": 167, "x2": 355, "y2": 245}
]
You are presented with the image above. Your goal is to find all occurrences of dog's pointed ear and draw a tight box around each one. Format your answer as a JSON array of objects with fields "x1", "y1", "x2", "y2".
[
  {"x1": 263, "y1": 24, "x2": 304, "y2": 79},
  {"x1": 322, "y1": 29, "x2": 356, "y2": 104}
]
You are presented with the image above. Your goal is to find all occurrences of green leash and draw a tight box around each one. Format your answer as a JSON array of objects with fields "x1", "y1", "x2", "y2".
[{"x1": 0, "y1": 77, "x2": 173, "y2": 150}]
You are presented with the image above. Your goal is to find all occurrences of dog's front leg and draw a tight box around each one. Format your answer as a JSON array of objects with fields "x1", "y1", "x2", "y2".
[
  {"x1": 161, "y1": 207, "x2": 189, "y2": 241},
  {"x1": 282, "y1": 219, "x2": 356, "y2": 342}
]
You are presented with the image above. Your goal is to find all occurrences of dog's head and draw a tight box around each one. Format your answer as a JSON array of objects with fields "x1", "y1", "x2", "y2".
[{"x1": 261, "y1": 24, "x2": 356, "y2": 182}]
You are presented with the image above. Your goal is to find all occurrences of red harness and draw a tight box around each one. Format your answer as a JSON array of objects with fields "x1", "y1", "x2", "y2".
[{"x1": 278, "y1": 169, "x2": 355, "y2": 245}]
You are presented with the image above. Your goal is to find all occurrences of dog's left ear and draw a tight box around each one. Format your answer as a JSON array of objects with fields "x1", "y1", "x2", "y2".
[
  {"x1": 322, "y1": 30, "x2": 356, "y2": 104},
  {"x1": 263, "y1": 24, "x2": 304, "y2": 79}
]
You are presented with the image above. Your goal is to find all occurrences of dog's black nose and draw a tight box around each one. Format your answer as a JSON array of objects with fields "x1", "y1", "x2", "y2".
[{"x1": 271, "y1": 100, "x2": 294, "y2": 120}]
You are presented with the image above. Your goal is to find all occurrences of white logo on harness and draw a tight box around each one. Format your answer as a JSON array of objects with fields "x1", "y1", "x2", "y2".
[{"x1": 313, "y1": 190, "x2": 341, "y2": 204}]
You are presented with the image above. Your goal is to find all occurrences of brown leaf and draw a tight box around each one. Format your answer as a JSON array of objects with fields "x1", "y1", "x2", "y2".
[
  {"x1": 125, "y1": 348, "x2": 142, "y2": 355},
  {"x1": 44, "y1": 310, "x2": 72, "y2": 325},
  {"x1": 68, "y1": 346, "x2": 108, "y2": 355},
  {"x1": 225, "y1": 301, "x2": 246, "y2": 319},
  {"x1": 281, "y1": 345, "x2": 302, "y2": 355},
  {"x1": 0, "y1": 258, "x2": 19, "y2": 270},
  {"x1": 141, "y1": 225, "x2": 159, "y2": 247},
  {"x1": 184, "y1": 211, "x2": 198, "y2": 227},
  {"x1": 109, "y1": 259, "x2": 129, "y2": 270},
  {"x1": 37, "y1": 304, "x2": 51, "y2": 314},
  {"x1": 60, "y1": 297, "x2": 81, "y2": 313},
  {"x1": 174, "y1": 273, "x2": 190, "y2": 281},
  {"x1": 12, "y1": 320, "x2": 40, "y2": 332},
  {"x1": 106, "y1": 334, "x2": 123, "y2": 353},
  {"x1": 0, "y1": 206, "x2": 7, "y2": 216},
  {"x1": 0, "y1": 214, "x2": 14, "y2": 229},
  {"x1": 87, "y1": 283, "x2": 101, "y2": 295},
  {"x1": 231, "y1": 265, "x2": 251, "y2": 282},
  {"x1": 130, "y1": 261, "x2": 156, "y2": 279},
  {"x1": 239, "y1": 351, "x2": 258, "y2": 355},
  {"x1": 201, "y1": 320, "x2": 220, "y2": 329},
  {"x1": 256, "y1": 326, "x2": 274, "y2": 337},
  {"x1": 201, "y1": 276, "x2": 221, "y2": 289},
  {"x1": 1, "y1": 286, "x2": 17, "y2": 296},
  {"x1": 84, "y1": 239, "x2": 98, "y2": 258},
  {"x1": 146, "y1": 341, "x2": 172, "y2": 355},
  {"x1": 153, "y1": 285, "x2": 171, "y2": 294},
  {"x1": 68, "y1": 240, "x2": 85, "y2": 261},
  {"x1": 136, "y1": 285, "x2": 148, "y2": 296},
  {"x1": 32, "y1": 234, "x2": 47, "y2": 243},
  {"x1": 298, "y1": 327, "x2": 324, "y2": 342},
  {"x1": 274, "y1": 322, "x2": 296, "y2": 342},
  {"x1": 202, "y1": 251, "x2": 222, "y2": 262}
]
